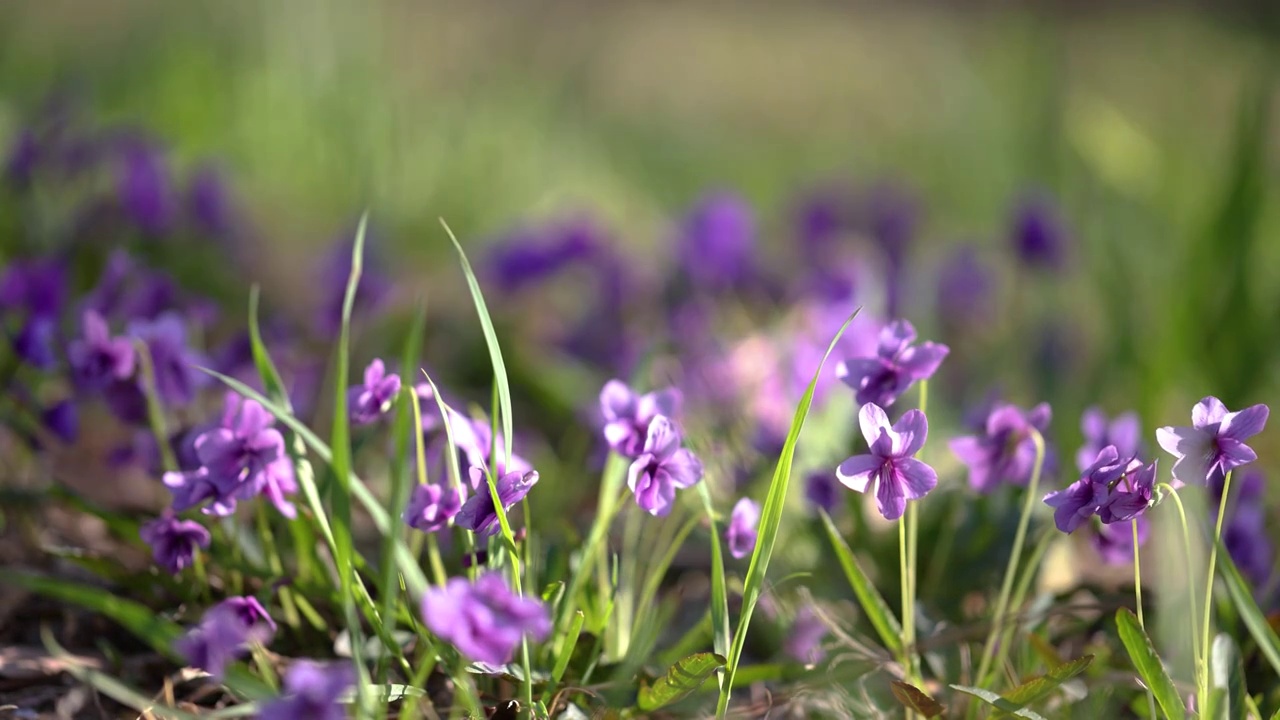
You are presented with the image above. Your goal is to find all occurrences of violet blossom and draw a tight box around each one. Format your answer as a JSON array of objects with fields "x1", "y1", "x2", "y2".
[
  {"x1": 348, "y1": 358, "x2": 400, "y2": 426},
  {"x1": 627, "y1": 415, "x2": 705, "y2": 517},
  {"x1": 836, "y1": 403, "x2": 937, "y2": 521},
  {"x1": 676, "y1": 192, "x2": 761, "y2": 293},
  {"x1": 175, "y1": 600, "x2": 274, "y2": 680},
  {"x1": 127, "y1": 312, "x2": 207, "y2": 407},
  {"x1": 1077, "y1": 407, "x2": 1143, "y2": 473},
  {"x1": 1043, "y1": 446, "x2": 1125, "y2": 534},
  {"x1": 257, "y1": 661, "x2": 355, "y2": 720},
  {"x1": 784, "y1": 605, "x2": 828, "y2": 665},
  {"x1": 67, "y1": 310, "x2": 136, "y2": 391},
  {"x1": 1010, "y1": 193, "x2": 1068, "y2": 271},
  {"x1": 836, "y1": 319, "x2": 948, "y2": 409},
  {"x1": 139, "y1": 514, "x2": 210, "y2": 574},
  {"x1": 599, "y1": 379, "x2": 682, "y2": 458},
  {"x1": 950, "y1": 402, "x2": 1052, "y2": 493},
  {"x1": 726, "y1": 498, "x2": 761, "y2": 559},
  {"x1": 403, "y1": 482, "x2": 465, "y2": 533},
  {"x1": 421, "y1": 573, "x2": 551, "y2": 665},
  {"x1": 1156, "y1": 396, "x2": 1269, "y2": 486},
  {"x1": 455, "y1": 467, "x2": 538, "y2": 537}
]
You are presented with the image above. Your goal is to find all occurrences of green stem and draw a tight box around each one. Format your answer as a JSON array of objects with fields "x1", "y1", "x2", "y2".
[
  {"x1": 899, "y1": 514, "x2": 914, "y2": 687},
  {"x1": 1201, "y1": 470, "x2": 1233, "y2": 706},
  {"x1": 1133, "y1": 518, "x2": 1157, "y2": 719},
  {"x1": 133, "y1": 340, "x2": 177, "y2": 473},
  {"x1": 903, "y1": 379, "x2": 927, "y2": 683},
  {"x1": 1159, "y1": 483, "x2": 1202, "y2": 687},
  {"x1": 974, "y1": 428, "x2": 1045, "y2": 688}
]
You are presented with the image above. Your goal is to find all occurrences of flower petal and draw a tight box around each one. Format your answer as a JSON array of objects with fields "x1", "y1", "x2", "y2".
[
  {"x1": 599, "y1": 379, "x2": 635, "y2": 421},
  {"x1": 874, "y1": 469, "x2": 906, "y2": 520},
  {"x1": 858, "y1": 402, "x2": 890, "y2": 446},
  {"x1": 891, "y1": 409, "x2": 929, "y2": 457},
  {"x1": 877, "y1": 319, "x2": 917, "y2": 358},
  {"x1": 663, "y1": 449, "x2": 704, "y2": 488},
  {"x1": 1193, "y1": 396, "x2": 1228, "y2": 429},
  {"x1": 894, "y1": 457, "x2": 937, "y2": 500},
  {"x1": 644, "y1": 415, "x2": 681, "y2": 458},
  {"x1": 896, "y1": 342, "x2": 949, "y2": 382},
  {"x1": 1217, "y1": 437, "x2": 1258, "y2": 468},
  {"x1": 1221, "y1": 403, "x2": 1269, "y2": 442},
  {"x1": 836, "y1": 454, "x2": 881, "y2": 493},
  {"x1": 1156, "y1": 425, "x2": 1206, "y2": 458}
]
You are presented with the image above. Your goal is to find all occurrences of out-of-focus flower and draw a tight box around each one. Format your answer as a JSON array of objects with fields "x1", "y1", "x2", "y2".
[
  {"x1": 115, "y1": 136, "x2": 175, "y2": 236},
  {"x1": 950, "y1": 402, "x2": 1052, "y2": 493},
  {"x1": 484, "y1": 216, "x2": 603, "y2": 292},
  {"x1": 627, "y1": 416, "x2": 705, "y2": 517},
  {"x1": 348, "y1": 359, "x2": 400, "y2": 426},
  {"x1": 315, "y1": 229, "x2": 392, "y2": 337},
  {"x1": 68, "y1": 310, "x2": 136, "y2": 391},
  {"x1": 222, "y1": 596, "x2": 277, "y2": 633},
  {"x1": 1157, "y1": 396, "x2": 1268, "y2": 486},
  {"x1": 139, "y1": 514, "x2": 210, "y2": 574},
  {"x1": 836, "y1": 319, "x2": 948, "y2": 409},
  {"x1": 1077, "y1": 407, "x2": 1143, "y2": 473},
  {"x1": 127, "y1": 312, "x2": 207, "y2": 407},
  {"x1": 1091, "y1": 515, "x2": 1150, "y2": 566},
  {"x1": 836, "y1": 403, "x2": 937, "y2": 520},
  {"x1": 455, "y1": 467, "x2": 538, "y2": 537},
  {"x1": 804, "y1": 471, "x2": 840, "y2": 515},
  {"x1": 1213, "y1": 470, "x2": 1273, "y2": 589},
  {"x1": 403, "y1": 482, "x2": 465, "y2": 533},
  {"x1": 1010, "y1": 193, "x2": 1068, "y2": 271},
  {"x1": 599, "y1": 379, "x2": 682, "y2": 458},
  {"x1": 257, "y1": 661, "x2": 355, "y2": 720},
  {"x1": 935, "y1": 245, "x2": 994, "y2": 330},
  {"x1": 726, "y1": 498, "x2": 761, "y2": 559},
  {"x1": 421, "y1": 573, "x2": 551, "y2": 665},
  {"x1": 783, "y1": 605, "x2": 828, "y2": 664},
  {"x1": 175, "y1": 600, "x2": 274, "y2": 680},
  {"x1": 676, "y1": 192, "x2": 760, "y2": 293},
  {"x1": 42, "y1": 399, "x2": 78, "y2": 443},
  {"x1": 1, "y1": 258, "x2": 67, "y2": 369},
  {"x1": 187, "y1": 164, "x2": 235, "y2": 238},
  {"x1": 863, "y1": 183, "x2": 917, "y2": 317}
]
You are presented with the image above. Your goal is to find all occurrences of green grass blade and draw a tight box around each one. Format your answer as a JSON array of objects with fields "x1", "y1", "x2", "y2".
[
  {"x1": 439, "y1": 218, "x2": 512, "y2": 469},
  {"x1": 715, "y1": 309, "x2": 860, "y2": 718},
  {"x1": 246, "y1": 285, "x2": 292, "y2": 411},
  {"x1": 1115, "y1": 608, "x2": 1186, "y2": 720},
  {"x1": 950, "y1": 686, "x2": 1047, "y2": 720},
  {"x1": 1207, "y1": 634, "x2": 1244, "y2": 720},
  {"x1": 638, "y1": 652, "x2": 727, "y2": 712},
  {"x1": 1217, "y1": 536, "x2": 1280, "y2": 679},
  {"x1": 993, "y1": 655, "x2": 1094, "y2": 717},
  {"x1": 697, "y1": 483, "x2": 731, "y2": 676},
  {"x1": 818, "y1": 508, "x2": 903, "y2": 656}
]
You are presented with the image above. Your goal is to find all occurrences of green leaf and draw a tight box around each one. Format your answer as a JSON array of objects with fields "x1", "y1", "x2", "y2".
[
  {"x1": 950, "y1": 685, "x2": 1047, "y2": 720},
  {"x1": 1115, "y1": 608, "x2": 1185, "y2": 720},
  {"x1": 994, "y1": 655, "x2": 1094, "y2": 717},
  {"x1": 1205, "y1": 633, "x2": 1245, "y2": 720},
  {"x1": 1217, "y1": 536, "x2": 1280, "y2": 679},
  {"x1": 716, "y1": 309, "x2": 861, "y2": 718},
  {"x1": 889, "y1": 681, "x2": 944, "y2": 718},
  {"x1": 698, "y1": 484, "x2": 731, "y2": 670},
  {"x1": 246, "y1": 285, "x2": 292, "y2": 411},
  {"x1": 818, "y1": 508, "x2": 903, "y2": 656},
  {"x1": 638, "y1": 652, "x2": 727, "y2": 711}
]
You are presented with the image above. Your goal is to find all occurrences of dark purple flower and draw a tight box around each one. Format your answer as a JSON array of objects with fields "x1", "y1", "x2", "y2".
[
  {"x1": 1043, "y1": 446, "x2": 1124, "y2": 534},
  {"x1": 936, "y1": 245, "x2": 994, "y2": 329},
  {"x1": 804, "y1": 471, "x2": 840, "y2": 514},
  {"x1": 348, "y1": 358, "x2": 400, "y2": 426},
  {"x1": 627, "y1": 415, "x2": 704, "y2": 517},
  {"x1": 676, "y1": 192, "x2": 759, "y2": 292},
  {"x1": 164, "y1": 467, "x2": 236, "y2": 516},
  {"x1": 257, "y1": 661, "x2": 355, "y2": 720},
  {"x1": 1077, "y1": 407, "x2": 1143, "y2": 473},
  {"x1": 403, "y1": 482, "x2": 465, "y2": 533},
  {"x1": 42, "y1": 399, "x2": 78, "y2": 443},
  {"x1": 599, "y1": 379, "x2": 682, "y2": 458},
  {"x1": 0, "y1": 258, "x2": 66, "y2": 319},
  {"x1": 127, "y1": 312, "x2": 207, "y2": 407},
  {"x1": 139, "y1": 514, "x2": 210, "y2": 574},
  {"x1": 68, "y1": 310, "x2": 136, "y2": 391},
  {"x1": 836, "y1": 403, "x2": 937, "y2": 520},
  {"x1": 420, "y1": 572, "x2": 551, "y2": 665},
  {"x1": 1097, "y1": 458, "x2": 1158, "y2": 525},
  {"x1": 1091, "y1": 515, "x2": 1150, "y2": 566},
  {"x1": 315, "y1": 230, "x2": 392, "y2": 337},
  {"x1": 1225, "y1": 504, "x2": 1273, "y2": 588},
  {"x1": 175, "y1": 600, "x2": 273, "y2": 680},
  {"x1": 836, "y1": 319, "x2": 948, "y2": 409},
  {"x1": 950, "y1": 402, "x2": 1052, "y2": 493},
  {"x1": 1010, "y1": 193, "x2": 1068, "y2": 271},
  {"x1": 783, "y1": 605, "x2": 828, "y2": 664},
  {"x1": 116, "y1": 137, "x2": 175, "y2": 235},
  {"x1": 726, "y1": 498, "x2": 760, "y2": 560},
  {"x1": 187, "y1": 164, "x2": 235, "y2": 237},
  {"x1": 222, "y1": 596, "x2": 277, "y2": 633},
  {"x1": 1157, "y1": 397, "x2": 1268, "y2": 486},
  {"x1": 485, "y1": 216, "x2": 602, "y2": 291},
  {"x1": 455, "y1": 467, "x2": 538, "y2": 537}
]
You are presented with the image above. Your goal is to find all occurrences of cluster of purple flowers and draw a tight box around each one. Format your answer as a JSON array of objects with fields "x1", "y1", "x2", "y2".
[
  {"x1": 599, "y1": 380, "x2": 706, "y2": 516},
  {"x1": 421, "y1": 572, "x2": 552, "y2": 665}
]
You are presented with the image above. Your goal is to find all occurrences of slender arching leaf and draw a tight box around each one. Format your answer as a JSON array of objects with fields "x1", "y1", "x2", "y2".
[
  {"x1": 890, "y1": 681, "x2": 944, "y2": 718},
  {"x1": 950, "y1": 685, "x2": 1047, "y2": 720},
  {"x1": 638, "y1": 652, "x2": 727, "y2": 711},
  {"x1": 698, "y1": 483, "x2": 731, "y2": 669},
  {"x1": 246, "y1": 285, "x2": 292, "y2": 411},
  {"x1": 994, "y1": 655, "x2": 1094, "y2": 717},
  {"x1": 1217, "y1": 537, "x2": 1280, "y2": 679},
  {"x1": 1115, "y1": 608, "x2": 1186, "y2": 720},
  {"x1": 1207, "y1": 633, "x2": 1245, "y2": 720},
  {"x1": 819, "y1": 508, "x2": 903, "y2": 656}
]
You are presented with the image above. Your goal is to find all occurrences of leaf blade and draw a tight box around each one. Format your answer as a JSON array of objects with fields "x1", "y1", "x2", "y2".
[
  {"x1": 818, "y1": 508, "x2": 903, "y2": 656},
  {"x1": 638, "y1": 652, "x2": 727, "y2": 712},
  {"x1": 1115, "y1": 608, "x2": 1186, "y2": 720},
  {"x1": 890, "y1": 681, "x2": 944, "y2": 718}
]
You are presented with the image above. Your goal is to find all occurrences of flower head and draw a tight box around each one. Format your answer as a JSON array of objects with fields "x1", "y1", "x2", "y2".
[
  {"x1": 348, "y1": 358, "x2": 400, "y2": 426},
  {"x1": 1077, "y1": 407, "x2": 1143, "y2": 473},
  {"x1": 403, "y1": 482, "x2": 465, "y2": 533},
  {"x1": 421, "y1": 573, "x2": 551, "y2": 665},
  {"x1": 257, "y1": 661, "x2": 355, "y2": 720},
  {"x1": 127, "y1": 312, "x2": 207, "y2": 407},
  {"x1": 1043, "y1": 446, "x2": 1123, "y2": 534},
  {"x1": 627, "y1": 416, "x2": 704, "y2": 517},
  {"x1": 804, "y1": 471, "x2": 840, "y2": 514},
  {"x1": 222, "y1": 596, "x2": 277, "y2": 633},
  {"x1": 68, "y1": 310, "x2": 136, "y2": 391},
  {"x1": 676, "y1": 191, "x2": 760, "y2": 293},
  {"x1": 1156, "y1": 397, "x2": 1268, "y2": 486},
  {"x1": 1097, "y1": 458, "x2": 1158, "y2": 525},
  {"x1": 139, "y1": 514, "x2": 210, "y2": 574},
  {"x1": 836, "y1": 403, "x2": 937, "y2": 520},
  {"x1": 455, "y1": 467, "x2": 538, "y2": 537},
  {"x1": 936, "y1": 245, "x2": 994, "y2": 330},
  {"x1": 599, "y1": 379, "x2": 682, "y2": 458},
  {"x1": 783, "y1": 605, "x2": 828, "y2": 665},
  {"x1": 175, "y1": 600, "x2": 274, "y2": 680},
  {"x1": 950, "y1": 402, "x2": 1052, "y2": 493},
  {"x1": 726, "y1": 498, "x2": 761, "y2": 560},
  {"x1": 836, "y1": 320, "x2": 948, "y2": 409}
]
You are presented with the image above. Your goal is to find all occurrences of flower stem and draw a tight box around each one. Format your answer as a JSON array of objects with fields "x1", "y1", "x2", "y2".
[
  {"x1": 1158, "y1": 483, "x2": 1202, "y2": 686},
  {"x1": 903, "y1": 380, "x2": 927, "y2": 683},
  {"x1": 1133, "y1": 518, "x2": 1157, "y2": 719},
  {"x1": 899, "y1": 514, "x2": 913, "y2": 677},
  {"x1": 974, "y1": 428, "x2": 1045, "y2": 688},
  {"x1": 1201, "y1": 470, "x2": 1233, "y2": 707}
]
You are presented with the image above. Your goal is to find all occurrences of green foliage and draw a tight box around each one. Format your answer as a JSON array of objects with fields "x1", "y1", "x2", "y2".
[
  {"x1": 1115, "y1": 608, "x2": 1186, "y2": 720},
  {"x1": 637, "y1": 652, "x2": 727, "y2": 711},
  {"x1": 890, "y1": 681, "x2": 945, "y2": 718}
]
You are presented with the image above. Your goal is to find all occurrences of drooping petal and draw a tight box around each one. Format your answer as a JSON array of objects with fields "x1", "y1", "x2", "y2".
[
  {"x1": 1221, "y1": 404, "x2": 1269, "y2": 442},
  {"x1": 599, "y1": 379, "x2": 636, "y2": 422},
  {"x1": 894, "y1": 457, "x2": 937, "y2": 500},
  {"x1": 896, "y1": 342, "x2": 949, "y2": 382},
  {"x1": 836, "y1": 454, "x2": 881, "y2": 493},
  {"x1": 857, "y1": 402, "x2": 891, "y2": 447},
  {"x1": 874, "y1": 468, "x2": 906, "y2": 520}
]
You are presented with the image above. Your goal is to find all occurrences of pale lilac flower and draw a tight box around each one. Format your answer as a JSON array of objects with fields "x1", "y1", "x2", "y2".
[
  {"x1": 455, "y1": 467, "x2": 538, "y2": 537},
  {"x1": 836, "y1": 403, "x2": 937, "y2": 521},
  {"x1": 403, "y1": 482, "x2": 465, "y2": 533},
  {"x1": 348, "y1": 358, "x2": 400, "y2": 426},
  {"x1": 627, "y1": 416, "x2": 704, "y2": 517},
  {"x1": 257, "y1": 661, "x2": 354, "y2": 720},
  {"x1": 950, "y1": 402, "x2": 1052, "y2": 493},
  {"x1": 784, "y1": 605, "x2": 828, "y2": 664},
  {"x1": 421, "y1": 573, "x2": 551, "y2": 665},
  {"x1": 836, "y1": 320, "x2": 948, "y2": 409},
  {"x1": 1043, "y1": 446, "x2": 1124, "y2": 534},
  {"x1": 599, "y1": 379, "x2": 682, "y2": 458},
  {"x1": 139, "y1": 514, "x2": 210, "y2": 574},
  {"x1": 1077, "y1": 407, "x2": 1143, "y2": 473},
  {"x1": 1091, "y1": 516, "x2": 1150, "y2": 566},
  {"x1": 175, "y1": 601, "x2": 273, "y2": 680},
  {"x1": 1156, "y1": 396, "x2": 1269, "y2": 486},
  {"x1": 725, "y1": 498, "x2": 761, "y2": 559},
  {"x1": 67, "y1": 310, "x2": 136, "y2": 390}
]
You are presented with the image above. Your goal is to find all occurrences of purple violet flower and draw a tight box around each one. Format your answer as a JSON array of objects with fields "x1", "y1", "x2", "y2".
[
  {"x1": 627, "y1": 415, "x2": 705, "y2": 517},
  {"x1": 1077, "y1": 407, "x2": 1143, "y2": 473},
  {"x1": 726, "y1": 498, "x2": 761, "y2": 559},
  {"x1": 139, "y1": 514, "x2": 210, "y2": 574},
  {"x1": 127, "y1": 312, "x2": 207, "y2": 407},
  {"x1": 403, "y1": 482, "x2": 465, "y2": 533},
  {"x1": 420, "y1": 572, "x2": 552, "y2": 665},
  {"x1": 1156, "y1": 396, "x2": 1269, "y2": 486},
  {"x1": 175, "y1": 600, "x2": 273, "y2": 680},
  {"x1": 836, "y1": 319, "x2": 948, "y2": 409},
  {"x1": 1043, "y1": 446, "x2": 1125, "y2": 534},
  {"x1": 257, "y1": 661, "x2": 355, "y2": 720},
  {"x1": 455, "y1": 467, "x2": 538, "y2": 537},
  {"x1": 804, "y1": 471, "x2": 841, "y2": 515},
  {"x1": 783, "y1": 605, "x2": 828, "y2": 665},
  {"x1": 676, "y1": 192, "x2": 760, "y2": 293},
  {"x1": 950, "y1": 402, "x2": 1052, "y2": 493},
  {"x1": 599, "y1": 379, "x2": 683, "y2": 458},
  {"x1": 68, "y1": 310, "x2": 136, "y2": 391},
  {"x1": 836, "y1": 403, "x2": 937, "y2": 521},
  {"x1": 222, "y1": 596, "x2": 277, "y2": 633},
  {"x1": 348, "y1": 358, "x2": 401, "y2": 426},
  {"x1": 1091, "y1": 515, "x2": 1150, "y2": 566},
  {"x1": 116, "y1": 137, "x2": 176, "y2": 235},
  {"x1": 1010, "y1": 193, "x2": 1068, "y2": 271},
  {"x1": 1097, "y1": 458, "x2": 1158, "y2": 525}
]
